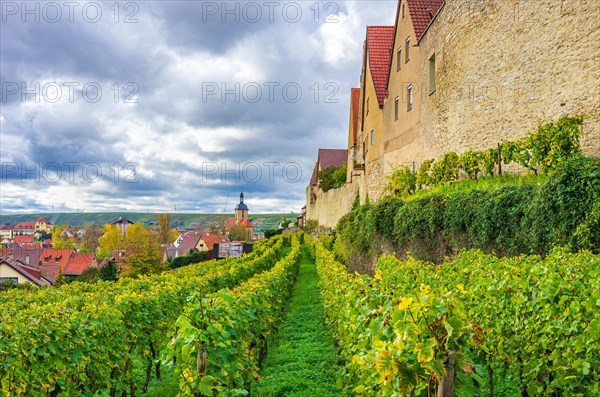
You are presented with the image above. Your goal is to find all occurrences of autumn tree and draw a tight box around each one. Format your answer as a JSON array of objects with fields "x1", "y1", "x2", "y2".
[
  {"x1": 228, "y1": 223, "x2": 248, "y2": 241},
  {"x1": 80, "y1": 223, "x2": 102, "y2": 253},
  {"x1": 98, "y1": 224, "x2": 123, "y2": 258},
  {"x1": 51, "y1": 222, "x2": 75, "y2": 249},
  {"x1": 122, "y1": 223, "x2": 165, "y2": 277},
  {"x1": 208, "y1": 223, "x2": 222, "y2": 235},
  {"x1": 157, "y1": 214, "x2": 176, "y2": 245}
]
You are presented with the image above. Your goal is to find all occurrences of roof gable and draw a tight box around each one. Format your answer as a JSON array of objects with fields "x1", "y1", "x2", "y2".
[
  {"x1": 318, "y1": 149, "x2": 347, "y2": 171},
  {"x1": 310, "y1": 149, "x2": 347, "y2": 186},
  {"x1": 386, "y1": 0, "x2": 445, "y2": 89},
  {"x1": 366, "y1": 26, "x2": 395, "y2": 107},
  {"x1": 0, "y1": 256, "x2": 46, "y2": 285},
  {"x1": 407, "y1": 0, "x2": 445, "y2": 42},
  {"x1": 177, "y1": 231, "x2": 205, "y2": 255},
  {"x1": 35, "y1": 216, "x2": 51, "y2": 224}
]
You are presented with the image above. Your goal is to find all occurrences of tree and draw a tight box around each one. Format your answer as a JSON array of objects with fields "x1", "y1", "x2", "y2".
[
  {"x1": 318, "y1": 164, "x2": 347, "y2": 192},
  {"x1": 53, "y1": 268, "x2": 66, "y2": 287},
  {"x1": 79, "y1": 266, "x2": 100, "y2": 283},
  {"x1": 122, "y1": 224, "x2": 165, "y2": 277},
  {"x1": 123, "y1": 236, "x2": 164, "y2": 277},
  {"x1": 228, "y1": 223, "x2": 247, "y2": 241},
  {"x1": 99, "y1": 259, "x2": 119, "y2": 281},
  {"x1": 98, "y1": 224, "x2": 122, "y2": 258},
  {"x1": 208, "y1": 222, "x2": 222, "y2": 235},
  {"x1": 158, "y1": 214, "x2": 176, "y2": 245},
  {"x1": 264, "y1": 229, "x2": 283, "y2": 239},
  {"x1": 51, "y1": 222, "x2": 75, "y2": 248},
  {"x1": 80, "y1": 223, "x2": 102, "y2": 253}
]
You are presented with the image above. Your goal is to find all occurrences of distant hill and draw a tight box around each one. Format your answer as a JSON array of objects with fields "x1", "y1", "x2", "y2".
[{"x1": 0, "y1": 213, "x2": 298, "y2": 235}]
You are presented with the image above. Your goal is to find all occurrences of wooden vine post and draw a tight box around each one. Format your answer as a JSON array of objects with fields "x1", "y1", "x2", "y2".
[
  {"x1": 437, "y1": 350, "x2": 456, "y2": 397},
  {"x1": 497, "y1": 143, "x2": 502, "y2": 175},
  {"x1": 197, "y1": 343, "x2": 208, "y2": 376}
]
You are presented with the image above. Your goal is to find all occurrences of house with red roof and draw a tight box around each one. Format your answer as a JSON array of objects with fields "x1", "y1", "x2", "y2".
[
  {"x1": 201, "y1": 235, "x2": 231, "y2": 251},
  {"x1": 354, "y1": 25, "x2": 395, "y2": 202},
  {"x1": 13, "y1": 221, "x2": 37, "y2": 236},
  {"x1": 35, "y1": 216, "x2": 53, "y2": 234},
  {"x1": 0, "y1": 256, "x2": 51, "y2": 286},
  {"x1": 164, "y1": 230, "x2": 208, "y2": 260},
  {"x1": 382, "y1": 0, "x2": 444, "y2": 178}
]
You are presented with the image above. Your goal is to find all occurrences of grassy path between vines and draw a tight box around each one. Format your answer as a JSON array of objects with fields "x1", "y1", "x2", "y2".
[{"x1": 252, "y1": 248, "x2": 341, "y2": 397}]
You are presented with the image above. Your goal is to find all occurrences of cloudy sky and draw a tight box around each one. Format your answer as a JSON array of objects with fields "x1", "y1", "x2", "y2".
[{"x1": 0, "y1": 0, "x2": 397, "y2": 214}]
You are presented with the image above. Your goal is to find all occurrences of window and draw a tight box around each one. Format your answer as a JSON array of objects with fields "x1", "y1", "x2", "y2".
[
  {"x1": 0, "y1": 277, "x2": 18, "y2": 284},
  {"x1": 407, "y1": 84, "x2": 413, "y2": 111},
  {"x1": 429, "y1": 54, "x2": 436, "y2": 94},
  {"x1": 402, "y1": 4, "x2": 405, "y2": 20},
  {"x1": 395, "y1": 96, "x2": 399, "y2": 120},
  {"x1": 371, "y1": 131, "x2": 375, "y2": 145},
  {"x1": 366, "y1": 97, "x2": 370, "y2": 115},
  {"x1": 396, "y1": 47, "x2": 401, "y2": 71},
  {"x1": 405, "y1": 36, "x2": 410, "y2": 63}
]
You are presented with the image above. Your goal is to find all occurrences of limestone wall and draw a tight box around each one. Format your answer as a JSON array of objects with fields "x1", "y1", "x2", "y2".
[
  {"x1": 306, "y1": 184, "x2": 352, "y2": 229},
  {"x1": 393, "y1": 0, "x2": 600, "y2": 167}
]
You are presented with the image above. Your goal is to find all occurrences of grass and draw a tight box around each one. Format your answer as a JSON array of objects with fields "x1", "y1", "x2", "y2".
[
  {"x1": 252, "y1": 248, "x2": 341, "y2": 397},
  {"x1": 406, "y1": 173, "x2": 546, "y2": 202}
]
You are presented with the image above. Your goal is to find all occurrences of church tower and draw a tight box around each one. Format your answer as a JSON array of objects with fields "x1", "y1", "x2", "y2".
[{"x1": 234, "y1": 192, "x2": 249, "y2": 222}]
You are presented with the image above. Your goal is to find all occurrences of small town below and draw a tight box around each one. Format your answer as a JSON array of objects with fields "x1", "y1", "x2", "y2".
[{"x1": 0, "y1": 192, "x2": 302, "y2": 287}]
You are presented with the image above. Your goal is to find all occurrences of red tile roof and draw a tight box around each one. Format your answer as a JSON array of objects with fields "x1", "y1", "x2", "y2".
[
  {"x1": 40, "y1": 248, "x2": 74, "y2": 268},
  {"x1": 35, "y1": 216, "x2": 51, "y2": 224},
  {"x1": 310, "y1": 149, "x2": 348, "y2": 186},
  {"x1": 367, "y1": 26, "x2": 395, "y2": 107},
  {"x1": 350, "y1": 88, "x2": 360, "y2": 145},
  {"x1": 203, "y1": 235, "x2": 230, "y2": 250},
  {"x1": 239, "y1": 218, "x2": 253, "y2": 228},
  {"x1": 13, "y1": 235, "x2": 34, "y2": 244},
  {"x1": 407, "y1": 0, "x2": 445, "y2": 42},
  {"x1": 14, "y1": 221, "x2": 36, "y2": 229},
  {"x1": 64, "y1": 253, "x2": 96, "y2": 276}
]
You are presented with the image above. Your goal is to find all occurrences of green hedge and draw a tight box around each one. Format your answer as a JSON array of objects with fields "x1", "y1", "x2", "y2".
[{"x1": 336, "y1": 156, "x2": 600, "y2": 266}]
